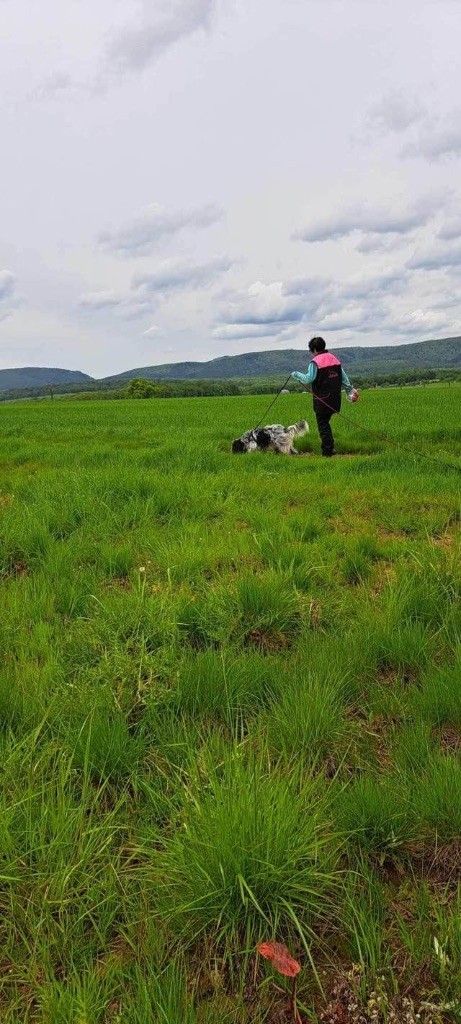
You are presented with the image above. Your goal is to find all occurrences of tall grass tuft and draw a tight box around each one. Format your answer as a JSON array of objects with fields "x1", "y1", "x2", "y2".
[
  {"x1": 338, "y1": 773, "x2": 415, "y2": 856},
  {"x1": 118, "y1": 962, "x2": 198, "y2": 1024},
  {"x1": 170, "y1": 649, "x2": 281, "y2": 725},
  {"x1": 411, "y1": 650, "x2": 461, "y2": 728},
  {"x1": 154, "y1": 751, "x2": 339, "y2": 948},
  {"x1": 71, "y1": 706, "x2": 146, "y2": 782},
  {"x1": 266, "y1": 673, "x2": 347, "y2": 765},
  {"x1": 414, "y1": 754, "x2": 461, "y2": 842}
]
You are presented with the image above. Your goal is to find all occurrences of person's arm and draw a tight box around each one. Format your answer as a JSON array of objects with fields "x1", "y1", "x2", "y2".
[
  {"x1": 291, "y1": 363, "x2": 317, "y2": 386},
  {"x1": 341, "y1": 367, "x2": 353, "y2": 393}
]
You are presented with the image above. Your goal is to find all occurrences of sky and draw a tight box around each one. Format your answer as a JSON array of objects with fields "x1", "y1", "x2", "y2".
[{"x1": 1, "y1": 0, "x2": 461, "y2": 377}]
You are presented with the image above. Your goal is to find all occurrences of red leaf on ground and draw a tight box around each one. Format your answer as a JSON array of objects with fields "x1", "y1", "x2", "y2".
[{"x1": 257, "y1": 941, "x2": 301, "y2": 977}]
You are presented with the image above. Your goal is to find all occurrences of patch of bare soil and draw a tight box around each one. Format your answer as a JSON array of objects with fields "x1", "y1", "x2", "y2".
[
  {"x1": 437, "y1": 726, "x2": 461, "y2": 754},
  {"x1": 410, "y1": 839, "x2": 461, "y2": 884},
  {"x1": 103, "y1": 577, "x2": 132, "y2": 590},
  {"x1": 375, "y1": 666, "x2": 417, "y2": 687},
  {"x1": 245, "y1": 629, "x2": 291, "y2": 653},
  {"x1": 2, "y1": 558, "x2": 28, "y2": 580}
]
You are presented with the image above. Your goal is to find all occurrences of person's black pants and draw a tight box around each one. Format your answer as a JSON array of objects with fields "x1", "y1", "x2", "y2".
[{"x1": 315, "y1": 409, "x2": 335, "y2": 456}]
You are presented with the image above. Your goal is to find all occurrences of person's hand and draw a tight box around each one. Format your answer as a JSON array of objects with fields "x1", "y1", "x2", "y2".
[{"x1": 291, "y1": 371, "x2": 298, "y2": 379}]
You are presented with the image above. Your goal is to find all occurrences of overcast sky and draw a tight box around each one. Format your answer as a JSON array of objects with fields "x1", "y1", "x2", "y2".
[{"x1": 1, "y1": 0, "x2": 461, "y2": 377}]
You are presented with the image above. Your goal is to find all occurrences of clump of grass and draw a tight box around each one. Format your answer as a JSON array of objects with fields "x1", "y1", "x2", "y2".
[
  {"x1": 0, "y1": 670, "x2": 25, "y2": 734},
  {"x1": 236, "y1": 573, "x2": 302, "y2": 646},
  {"x1": 170, "y1": 649, "x2": 280, "y2": 725},
  {"x1": 0, "y1": 740, "x2": 129, "y2": 990},
  {"x1": 37, "y1": 969, "x2": 113, "y2": 1024},
  {"x1": 392, "y1": 720, "x2": 436, "y2": 777},
  {"x1": 154, "y1": 751, "x2": 339, "y2": 948},
  {"x1": 338, "y1": 773, "x2": 415, "y2": 856},
  {"x1": 342, "y1": 534, "x2": 382, "y2": 585},
  {"x1": 414, "y1": 753, "x2": 461, "y2": 842},
  {"x1": 363, "y1": 617, "x2": 432, "y2": 682},
  {"x1": 118, "y1": 962, "x2": 198, "y2": 1024},
  {"x1": 410, "y1": 650, "x2": 461, "y2": 728},
  {"x1": 102, "y1": 543, "x2": 135, "y2": 580},
  {"x1": 71, "y1": 706, "x2": 146, "y2": 782},
  {"x1": 176, "y1": 589, "x2": 233, "y2": 649},
  {"x1": 266, "y1": 673, "x2": 347, "y2": 766},
  {"x1": 396, "y1": 553, "x2": 460, "y2": 631}
]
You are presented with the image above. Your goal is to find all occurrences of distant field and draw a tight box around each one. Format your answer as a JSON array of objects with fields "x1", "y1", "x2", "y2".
[{"x1": 0, "y1": 388, "x2": 460, "y2": 1023}]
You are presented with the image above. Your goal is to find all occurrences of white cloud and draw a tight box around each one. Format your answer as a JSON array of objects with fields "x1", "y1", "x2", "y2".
[
  {"x1": 79, "y1": 289, "x2": 126, "y2": 310},
  {"x1": 0, "y1": 270, "x2": 16, "y2": 301},
  {"x1": 318, "y1": 306, "x2": 372, "y2": 332},
  {"x1": 367, "y1": 90, "x2": 426, "y2": 135},
  {"x1": 403, "y1": 111, "x2": 461, "y2": 161},
  {"x1": 212, "y1": 322, "x2": 284, "y2": 341},
  {"x1": 78, "y1": 289, "x2": 151, "y2": 320},
  {"x1": 141, "y1": 325, "x2": 160, "y2": 337},
  {"x1": 390, "y1": 308, "x2": 453, "y2": 335},
  {"x1": 437, "y1": 217, "x2": 461, "y2": 241},
  {"x1": 78, "y1": 256, "x2": 234, "y2": 328},
  {"x1": 214, "y1": 265, "x2": 446, "y2": 345},
  {"x1": 0, "y1": 270, "x2": 19, "y2": 322},
  {"x1": 35, "y1": 71, "x2": 81, "y2": 100},
  {"x1": 134, "y1": 256, "x2": 234, "y2": 295},
  {"x1": 215, "y1": 281, "x2": 307, "y2": 335},
  {"x1": 339, "y1": 270, "x2": 406, "y2": 300},
  {"x1": 355, "y1": 233, "x2": 413, "y2": 255},
  {"x1": 105, "y1": 0, "x2": 217, "y2": 76},
  {"x1": 363, "y1": 89, "x2": 461, "y2": 163},
  {"x1": 98, "y1": 203, "x2": 223, "y2": 257},
  {"x1": 407, "y1": 241, "x2": 461, "y2": 271},
  {"x1": 294, "y1": 195, "x2": 440, "y2": 243}
]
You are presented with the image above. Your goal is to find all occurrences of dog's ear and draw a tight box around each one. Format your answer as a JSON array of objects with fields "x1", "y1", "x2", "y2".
[
  {"x1": 255, "y1": 429, "x2": 271, "y2": 449},
  {"x1": 232, "y1": 438, "x2": 246, "y2": 453}
]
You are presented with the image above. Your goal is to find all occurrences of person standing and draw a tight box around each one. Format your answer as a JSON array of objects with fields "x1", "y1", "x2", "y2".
[{"x1": 291, "y1": 337, "x2": 356, "y2": 457}]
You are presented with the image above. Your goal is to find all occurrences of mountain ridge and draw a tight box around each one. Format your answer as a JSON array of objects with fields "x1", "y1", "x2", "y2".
[
  {"x1": 0, "y1": 337, "x2": 460, "y2": 393},
  {"x1": 0, "y1": 367, "x2": 92, "y2": 391},
  {"x1": 101, "y1": 337, "x2": 461, "y2": 382}
]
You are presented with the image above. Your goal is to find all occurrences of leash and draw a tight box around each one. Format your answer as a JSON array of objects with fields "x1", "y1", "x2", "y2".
[
  {"x1": 254, "y1": 377, "x2": 461, "y2": 474},
  {"x1": 253, "y1": 375, "x2": 292, "y2": 430}
]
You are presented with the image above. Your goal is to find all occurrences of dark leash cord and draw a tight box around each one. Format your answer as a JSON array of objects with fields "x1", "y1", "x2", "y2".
[
  {"x1": 253, "y1": 376, "x2": 293, "y2": 430},
  {"x1": 254, "y1": 378, "x2": 461, "y2": 475}
]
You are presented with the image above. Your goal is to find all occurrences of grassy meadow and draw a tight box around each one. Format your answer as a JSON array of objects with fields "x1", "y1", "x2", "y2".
[{"x1": 0, "y1": 386, "x2": 460, "y2": 1023}]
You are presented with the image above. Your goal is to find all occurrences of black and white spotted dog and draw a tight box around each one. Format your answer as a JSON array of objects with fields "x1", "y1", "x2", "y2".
[{"x1": 232, "y1": 420, "x2": 308, "y2": 455}]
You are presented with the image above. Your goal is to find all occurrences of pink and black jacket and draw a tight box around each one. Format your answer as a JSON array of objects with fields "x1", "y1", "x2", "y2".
[
  {"x1": 311, "y1": 352, "x2": 343, "y2": 413},
  {"x1": 291, "y1": 351, "x2": 353, "y2": 413}
]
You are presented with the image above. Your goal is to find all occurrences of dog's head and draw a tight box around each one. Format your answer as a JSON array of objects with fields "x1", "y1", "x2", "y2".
[{"x1": 232, "y1": 437, "x2": 247, "y2": 453}]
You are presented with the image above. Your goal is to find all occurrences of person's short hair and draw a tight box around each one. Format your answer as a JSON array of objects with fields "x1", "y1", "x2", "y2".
[{"x1": 309, "y1": 336, "x2": 326, "y2": 353}]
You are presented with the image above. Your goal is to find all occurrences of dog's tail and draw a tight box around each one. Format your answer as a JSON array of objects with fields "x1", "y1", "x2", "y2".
[{"x1": 289, "y1": 420, "x2": 309, "y2": 436}]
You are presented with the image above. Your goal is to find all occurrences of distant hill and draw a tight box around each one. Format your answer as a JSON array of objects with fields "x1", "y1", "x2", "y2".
[
  {"x1": 0, "y1": 338, "x2": 460, "y2": 398},
  {"x1": 101, "y1": 337, "x2": 461, "y2": 384},
  {"x1": 0, "y1": 367, "x2": 92, "y2": 391}
]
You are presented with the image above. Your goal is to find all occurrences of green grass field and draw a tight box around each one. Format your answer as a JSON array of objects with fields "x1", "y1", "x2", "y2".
[{"x1": 0, "y1": 387, "x2": 460, "y2": 1023}]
